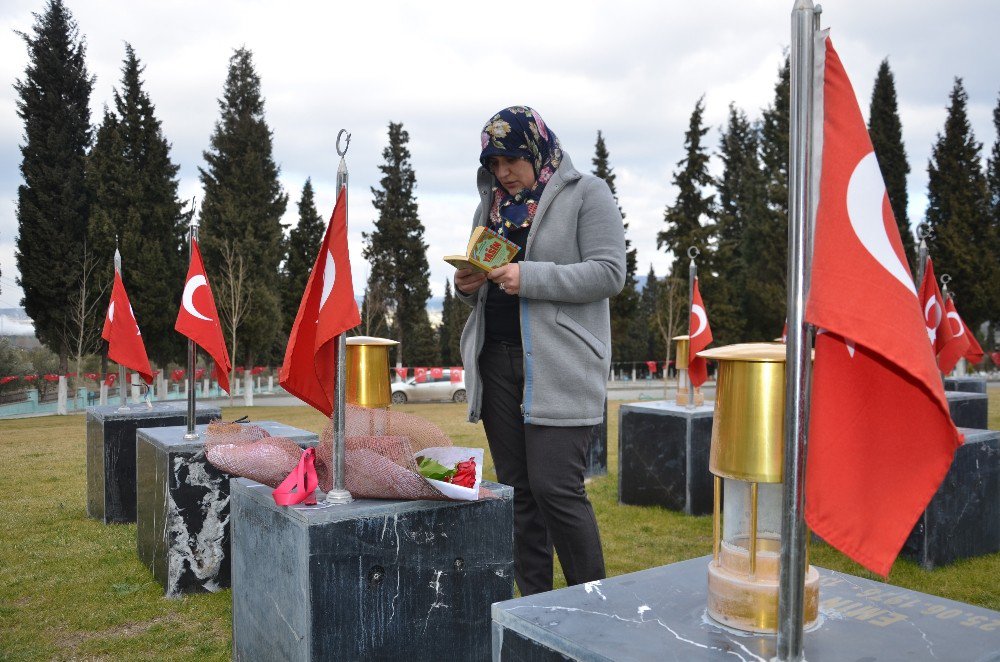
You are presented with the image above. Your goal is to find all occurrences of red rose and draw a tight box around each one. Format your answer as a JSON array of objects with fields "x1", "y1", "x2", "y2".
[{"x1": 449, "y1": 457, "x2": 477, "y2": 488}]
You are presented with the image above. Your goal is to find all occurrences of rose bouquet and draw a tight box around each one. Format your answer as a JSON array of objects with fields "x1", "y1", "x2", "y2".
[{"x1": 414, "y1": 446, "x2": 483, "y2": 501}]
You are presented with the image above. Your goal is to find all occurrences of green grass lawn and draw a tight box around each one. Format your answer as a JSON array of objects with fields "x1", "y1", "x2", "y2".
[{"x1": 1, "y1": 389, "x2": 998, "y2": 659}]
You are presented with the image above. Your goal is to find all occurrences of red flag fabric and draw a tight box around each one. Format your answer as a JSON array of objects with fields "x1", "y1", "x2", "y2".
[
  {"x1": 645, "y1": 360, "x2": 657, "y2": 374},
  {"x1": 917, "y1": 259, "x2": 956, "y2": 369},
  {"x1": 395, "y1": 367, "x2": 409, "y2": 381},
  {"x1": 961, "y1": 318, "x2": 984, "y2": 365},
  {"x1": 803, "y1": 35, "x2": 961, "y2": 577},
  {"x1": 688, "y1": 277, "x2": 713, "y2": 387},
  {"x1": 102, "y1": 268, "x2": 153, "y2": 384},
  {"x1": 781, "y1": 321, "x2": 788, "y2": 344},
  {"x1": 430, "y1": 367, "x2": 443, "y2": 380},
  {"x1": 938, "y1": 297, "x2": 972, "y2": 374},
  {"x1": 450, "y1": 367, "x2": 463, "y2": 384},
  {"x1": 279, "y1": 189, "x2": 361, "y2": 416},
  {"x1": 415, "y1": 367, "x2": 428, "y2": 383},
  {"x1": 176, "y1": 239, "x2": 232, "y2": 393},
  {"x1": 104, "y1": 373, "x2": 116, "y2": 387}
]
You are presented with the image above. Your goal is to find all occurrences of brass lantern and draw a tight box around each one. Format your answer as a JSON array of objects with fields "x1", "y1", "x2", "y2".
[
  {"x1": 698, "y1": 342, "x2": 818, "y2": 634},
  {"x1": 345, "y1": 336, "x2": 398, "y2": 409},
  {"x1": 673, "y1": 335, "x2": 704, "y2": 407}
]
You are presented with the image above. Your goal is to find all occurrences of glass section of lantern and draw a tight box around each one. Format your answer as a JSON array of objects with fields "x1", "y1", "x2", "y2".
[{"x1": 722, "y1": 479, "x2": 782, "y2": 551}]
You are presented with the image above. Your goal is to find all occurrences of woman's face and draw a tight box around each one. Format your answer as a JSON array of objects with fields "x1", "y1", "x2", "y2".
[{"x1": 487, "y1": 156, "x2": 536, "y2": 195}]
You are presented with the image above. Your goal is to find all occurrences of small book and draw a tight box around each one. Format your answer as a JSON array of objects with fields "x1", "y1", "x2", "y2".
[{"x1": 443, "y1": 226, "x2": 521, "y2": 273}]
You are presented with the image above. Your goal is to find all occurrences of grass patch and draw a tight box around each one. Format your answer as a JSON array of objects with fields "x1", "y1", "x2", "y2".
[{"x1": 1, "y1": 389, "x2": 998, "y2": 658}]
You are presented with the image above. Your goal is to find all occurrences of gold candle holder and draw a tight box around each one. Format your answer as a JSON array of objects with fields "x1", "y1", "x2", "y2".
[
  {"x1": 673, "y1": 334, "x2": 704, "y2": 406},
  {"x1": 345, "y1": 336, "x2": 398, "y2": 409}
]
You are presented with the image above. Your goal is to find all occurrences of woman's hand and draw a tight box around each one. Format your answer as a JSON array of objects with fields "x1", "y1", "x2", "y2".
[
  {"x1": 455, "y1": 268, "x2": 487, "y2": 294},
  {"x1": 487, "y1": 263, "x2": 520, "y2": 296}
]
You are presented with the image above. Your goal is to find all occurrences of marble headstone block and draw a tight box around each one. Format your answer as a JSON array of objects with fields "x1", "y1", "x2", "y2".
[
  {"x1": 492, "y1": 556, "x2": 1000, "y2": 661},
  {"x1": 231, "y1": 477, "x2": 514, "y2": 661},
  {"x1": 135, "y1": 421, "x2": 319, "y2": 597},
  {"x1": 946, "y1": 391, "x2": 988, "y2": 429},
  {"x1": 618, "y1": 401, "x2": 715, "y2": 515},
  {"x1": 943, "y1": 375, "x2": 988, "y2": 394},
  {"x1": 86, "y1": 403, "x2": 221, "y2": 524},
  {"x1": 903, "y1": 428, "x2": 999, "y2": 569},
  {"x1": 584, "y1": 399, "x2": 608, "y2": 478}
]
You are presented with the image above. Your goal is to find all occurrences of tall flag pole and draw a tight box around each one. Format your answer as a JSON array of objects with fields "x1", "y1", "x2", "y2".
[
  {"x1": 914, "y1": 223, "x2": 929, "y2": 290},
  {"x1": 686, "y1": 246, "x2": 713, "y2": 398},
  {"x1": 114, "y1": 243, "x2": 127, "y2": 411},
  {"x1": 327, "y1": 129, "x2": 354, "y2": 505},
  {"x1": 185, "y1": 203, "x2": 199, "y2": 439},
  {"x1": 685, "y1": 247, "x2": 698, "y2": 409},
  {"x1": 778, "y1": 1, "x2": 820, "y2": 658},
  {"x1": 102, "y1": 243, "x2": 154, "y2": 413}
]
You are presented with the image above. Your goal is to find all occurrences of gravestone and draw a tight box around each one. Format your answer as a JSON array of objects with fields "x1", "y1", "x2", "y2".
[
  {"x1": 86, "y1": 403, "x2": 220, "y2": 524},
  {"x1": 492, "y1": 556, "x2": 1000, "y2": 661},
  {"x1": 903, "y1": 427, "x2": 999, "y2": 569},
  {"x1": 946, "y1": 391, "x2": 988, "y2": 429},
  {"x1": 618, "y1": 401, "x2": 715, "y2": 514},
  {"x1": 135, "y1": 421, "x2": 318, "y2": 597},
  {"x1": 231, "y1": 477, "x2": 514, "y2": 661},
  {"x1": 944, "y1": 375, "x2": 988, "y2": 394}
]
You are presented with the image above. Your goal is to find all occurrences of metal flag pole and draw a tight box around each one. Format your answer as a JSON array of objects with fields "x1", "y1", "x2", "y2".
[
  {"x1": 325, "y1": 129, "x2": 354, "y2": 505},
  {"x1": 778, "y1": 1, "x2": 820, "y2": 660},
  {"x1": 914, "y1": 223, "x2": 929, "y2": 288},
  {"x1": 686, "y1": 246, "x2": 699, "y2": 410},
  {"x1": 114, "y1": 240, "x2": 130, "y2": 413},
  {"x1": 184, "y1": 202, "x2": 200, "y2": 441}
]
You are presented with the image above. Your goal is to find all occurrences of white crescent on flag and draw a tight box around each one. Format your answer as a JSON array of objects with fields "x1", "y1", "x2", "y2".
[
  {"x1": 924, "y1": 297, "x2": 941, "y2": 343},
  {"x1": 847, "y1": 151, "x2": 915, "y2": 297},
  {"x1": 319, "y1": 249, "x2": 336, "y2": 311},
  {"x1": 182, "y1": 275, "x2": 213, "y2": 321},
  {"x1": 690, "y1": 304, "x2": 708, "y2": 338},
  {"x1": 947, "y1": 311, "x2": 964, "y2": 337},
  {"x1": 108, "y1": 301, "x2": 115, "y2": 322}
]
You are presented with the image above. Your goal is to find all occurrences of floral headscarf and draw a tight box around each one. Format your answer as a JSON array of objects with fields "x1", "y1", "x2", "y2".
[{"x1": 479, "y1": 106, "x2": 563, "y2": 237}]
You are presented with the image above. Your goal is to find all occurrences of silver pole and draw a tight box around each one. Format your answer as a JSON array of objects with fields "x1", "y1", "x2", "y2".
[
  {"x1": 184, "y1": 212, "x2": 200, "y2": 441},
  {"x1": 914, "y1": 224, "x2": 929, "y2": 288},
  {"x1": 325, "y1": 129, "x2": 354, "y2": 505},
  {"x1": 686, "y1": 246, "x2": 699, "y2": 410},
  {"x1": 117, "y1": 364, "x2": 129, "y2": 411},
  {"x1": 778, "y1": 1, "x2": 819, "y2": 660}
]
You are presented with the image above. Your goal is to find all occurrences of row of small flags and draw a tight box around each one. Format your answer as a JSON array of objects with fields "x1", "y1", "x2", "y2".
[
  {"x1": 0, "y1": 366, "x2": 274, "y2": 387},
  {"x1": 393, "y1": 367, "x2": 464, "y2": 384}
]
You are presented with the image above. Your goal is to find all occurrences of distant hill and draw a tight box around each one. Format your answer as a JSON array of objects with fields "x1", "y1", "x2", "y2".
[{"x1": 0, "y1": 309, "x2": 34, "y2": 337}]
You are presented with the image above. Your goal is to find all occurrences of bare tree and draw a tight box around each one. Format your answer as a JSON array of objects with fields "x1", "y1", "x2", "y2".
[
  {"x1": 653, "y1": 276, "x2": 689, "y2": 368},
  {"x1": 216, "y1": 239, "x2": 253, "y2": 397},
  {"x1": 357, "y1": 276, "x2": 393, "y2": 340},
  {"x1": 60, "y1": 242, "x2": 109, "y2": 392}
]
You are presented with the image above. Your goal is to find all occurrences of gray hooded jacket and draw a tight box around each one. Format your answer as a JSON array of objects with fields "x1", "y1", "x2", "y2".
[{"x1": 457, "y1": 152, "x2": 626, "y2": 426}]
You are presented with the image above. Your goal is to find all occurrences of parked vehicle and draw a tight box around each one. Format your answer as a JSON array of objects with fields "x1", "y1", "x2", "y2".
[{"x1": 391, "y1": 369, "x2": 466, "y2": 404}]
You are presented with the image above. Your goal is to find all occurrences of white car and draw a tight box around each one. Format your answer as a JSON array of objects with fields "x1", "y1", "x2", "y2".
[{"x1": 391, "y1": 369, "x2": 467, "y2": 404}]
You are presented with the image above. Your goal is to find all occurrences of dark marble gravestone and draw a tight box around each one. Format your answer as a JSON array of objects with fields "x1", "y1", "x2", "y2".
[
  {"x1": 230, "y1": 477, "x2": 514, "y2": 662},
  {"x1": 135, "y1": 421, "x2": 318, "y2": 597},
  {"x1": 944, "y1": 375, "x2": 988, "y2": 394},
  {"x1": 492, "y1": 556, "x2": 1000, "y2": 661},
  {"x1": 618, "y1": 401, "x2": 715, "y2": 515},
  {"x1": 584, "y1": 399, "x2": 608, "y2": 478},
  {"x1": 86, "y1": 403, "x2": 220, "y2": 524},
  {"x1": 946, "y1": 390, "x2": 988, "y2": 429},
  {"x1": 903, "y1": 427, "x2": 1000, "y2": 569}
]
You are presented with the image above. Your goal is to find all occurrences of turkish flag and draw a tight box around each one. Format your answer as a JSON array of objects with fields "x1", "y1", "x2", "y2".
[
  {"x1": 430, "y1": 367, "x2": 443, "y2": 380},
  {"x1": 917, "y1": 258, "x2": 956, "y2": 368},
  {"x1": 279, "y1": 189, "x2": 361, "y2": 416},
  {"x1": 937, "y1": 296, "x2": 972, "y2": 374},
  {"x1": 395, "y1": 367, "x2": 409, "y2": 381},
  {"x1": 415, "y1": 367, "x2": 427, "y2": 383},
  {"x1": 101, "y1": 268, "x2": 153, "y2": 384},
  {"x1": 175, "y1": 239, "x2": 232, "y2": 394},
  {"x1": 688, "y1": 277, "x2": 713, "y2": 387},
  {"x1": 803, "y1": 35, "x2": 961, "y2": 576},
  {"x1": 645, "y1": 360, "x2": 657, "y2": 374},
  {"x1": 961, "y1": 318, "x2": 985, "y2": 365},
  {"x1": 450, "y1": 367, "x2": 463, "y2": 384}
]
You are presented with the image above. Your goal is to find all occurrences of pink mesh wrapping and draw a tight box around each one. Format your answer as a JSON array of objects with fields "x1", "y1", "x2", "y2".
[{"x1": 204, "y1": 405, "x2": 492, "y2": 500}]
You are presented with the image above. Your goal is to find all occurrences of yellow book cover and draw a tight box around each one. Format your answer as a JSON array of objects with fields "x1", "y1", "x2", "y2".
[{"x1": 443, "y1": 226, "x2": 521, "y2": 273}]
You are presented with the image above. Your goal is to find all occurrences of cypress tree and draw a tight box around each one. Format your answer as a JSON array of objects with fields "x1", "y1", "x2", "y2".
[
  {"x1": 437, "y1": 280, "x2": 469, "y2": 366},
  {"x1": 638, "y1": 265, "x2": 661, "y2": 361},
  {"x1": 593, "y1": 130, "x2": 641, "y2": 362},
  {"x1": 14, "y1": 0, "x2": 94, "y2": 371},
  {"x1": 712, "y1": 104, "x2": 768, "y2": 344},
  {"x1": 283, "y1": 178, "x2": 325, "y2": 331},
  {"x1": 868, "y1": 59, "x2": 915, "y2": 268},
  {"x1": 199, "y1": 47, "x2": 288, "y2": 366},
  {"x1": 657, "y1": 97, "x2": 715, "y2": 283},
  {"x1": 363, "y1": 122, "x2": 437, "y2": 366},
  {"x1": 926, "y1": 79, "x2": 997, "y2": 335},
  {"x1": 744, "y1": 57, "x2": 791, "y2": 341},
  {"x1": 987, "y1": 92, "x2": 1000, "y2": 347},
  {"x1": 88, "y1": 44, "x2": 186, "y2": 366}
]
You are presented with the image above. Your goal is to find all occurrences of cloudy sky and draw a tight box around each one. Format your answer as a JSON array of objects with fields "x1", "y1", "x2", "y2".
[{"x1": 1, "y1": 0, "x2": 997, "y2": 311}]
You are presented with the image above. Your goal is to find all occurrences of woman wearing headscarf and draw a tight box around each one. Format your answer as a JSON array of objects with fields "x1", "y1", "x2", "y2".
[{"x1": 454, "y1": 106, "x2": 626, "y2": 596}]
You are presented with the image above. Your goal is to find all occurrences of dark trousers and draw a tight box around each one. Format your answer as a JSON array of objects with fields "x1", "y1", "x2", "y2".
[{"x1": 479, "y1": 340, "x2": 606, "y2": 596}]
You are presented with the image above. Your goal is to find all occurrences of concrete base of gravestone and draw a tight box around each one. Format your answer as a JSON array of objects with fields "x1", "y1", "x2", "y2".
[
  {"x1": 584, "y1": 399, "x2": 608, "y2": 478},
  {"x1": 136, "y1": 421, "x2": 318, "y2": 597},
  {"x1": 944, "y1": 375, "x2": 988, "y2": 394},
  {"x1": 86, "y1": 403, "x2": 221, "y2": 524},
  {"x1": 618, "y1": 401, "x2": 714, "y2": 515},
  {"x1": 902, "y1": 427, "x2": 999, "y2": 569},
  {"x1": 946, "y1": 391, "x2": 988, "y2": 429},
  {"x1": 491, "y1": 555, "x2": 1000, "y2": 661},
  {"x1": 231, "y1": 477, "x2": 514, "y2": 661}
]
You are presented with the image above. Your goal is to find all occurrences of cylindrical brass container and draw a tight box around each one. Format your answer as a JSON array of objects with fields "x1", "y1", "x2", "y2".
[
  {"x1": 701, "y1": 342, "x2": 818, "y2": 634},
  {"x1": 345, "y1": 336, "x2": 398, "y2": 409},
  {"x1": 673, "y1": 335, "x2": 690, "y2": 370}
]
